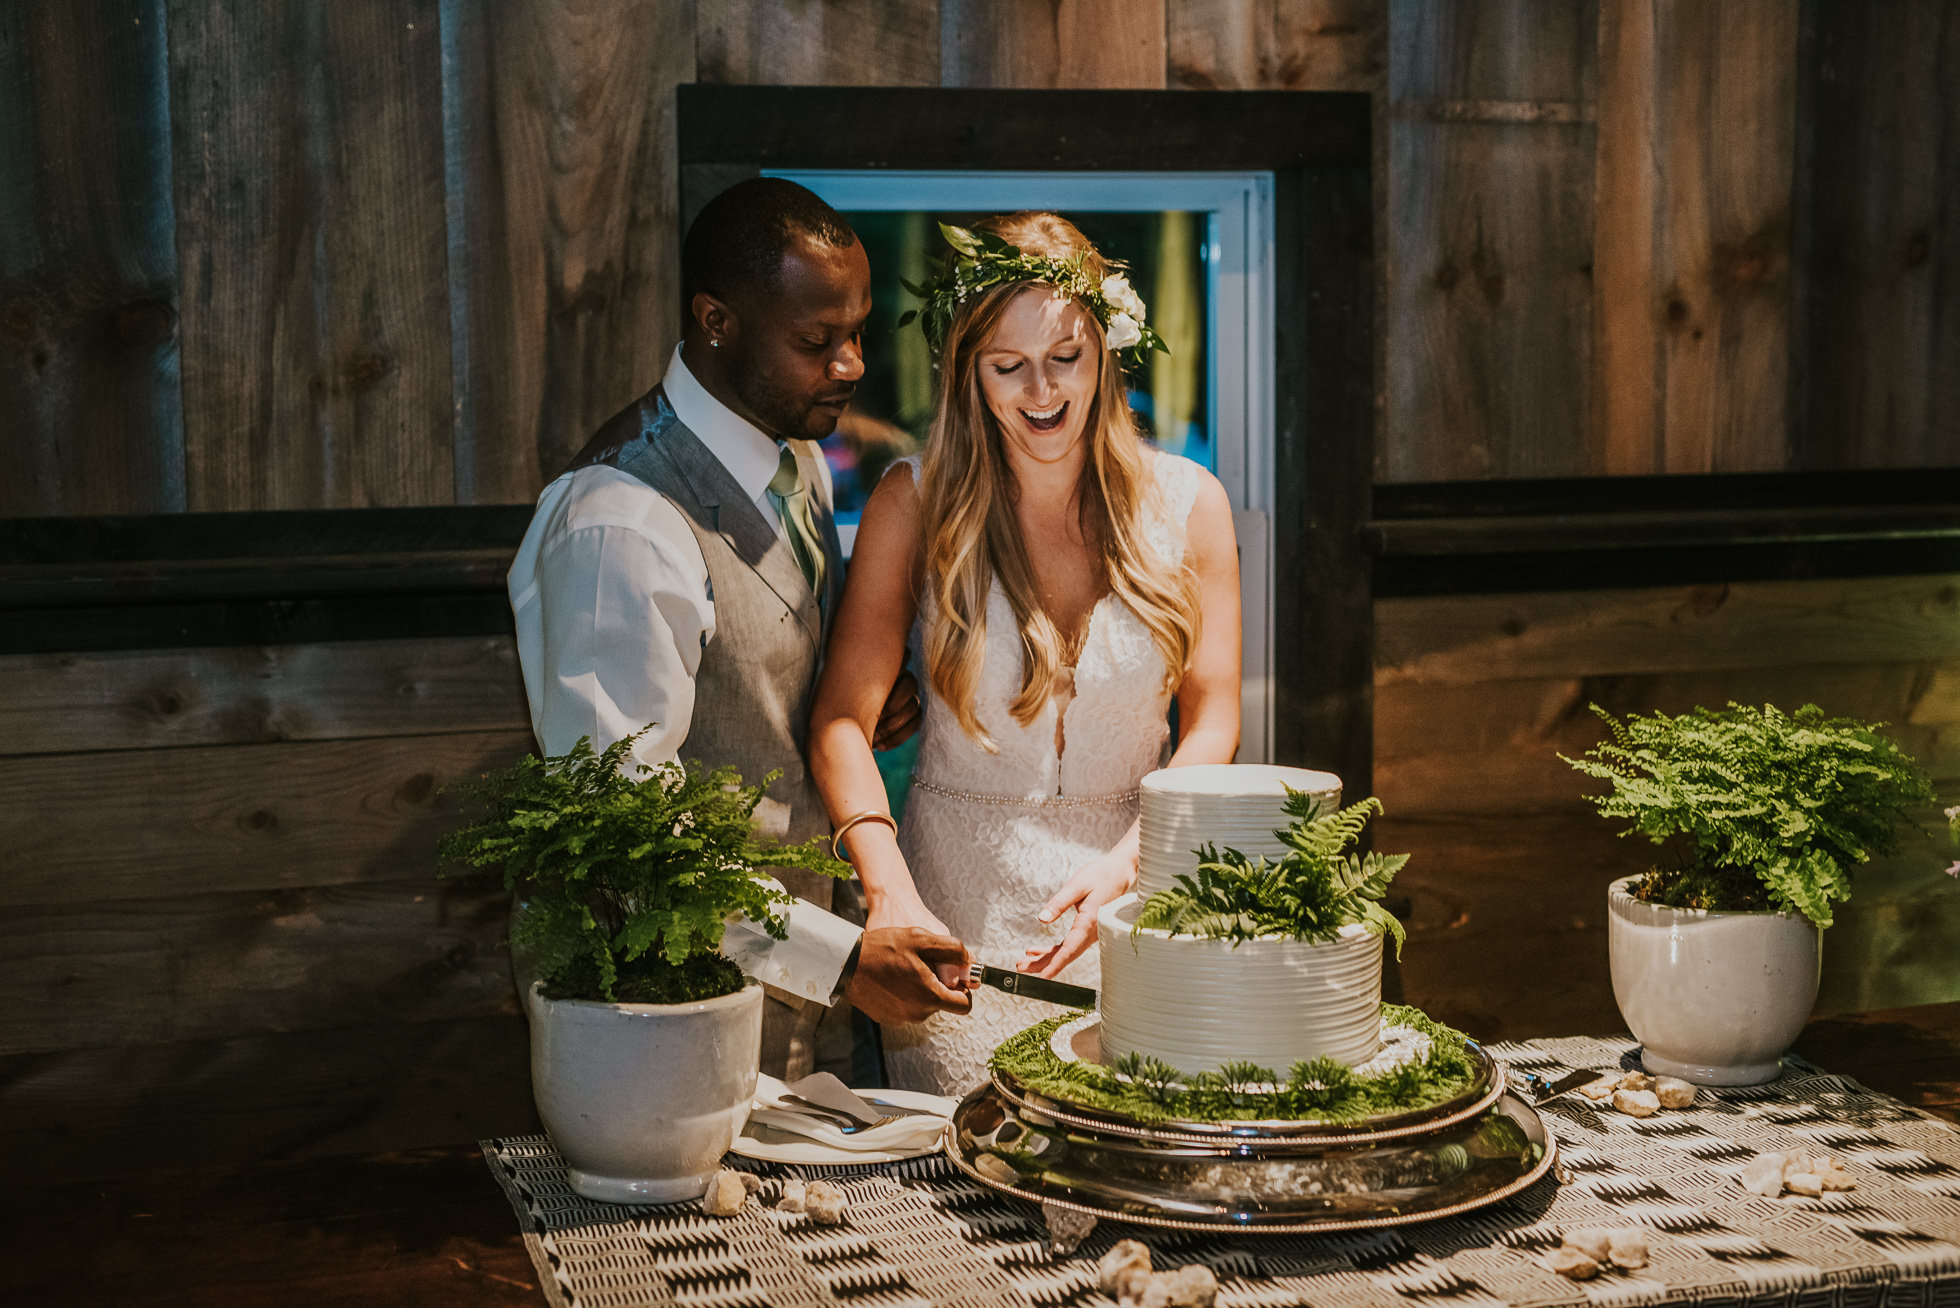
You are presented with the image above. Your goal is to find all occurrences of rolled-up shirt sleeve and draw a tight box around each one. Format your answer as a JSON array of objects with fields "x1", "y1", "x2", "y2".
[
  {"x1": 720, "y1": 897, "x2": 861, "y2": 1006},
  {"x1": 509, "y1": 467, "x2": 861, "y2": 1006}
]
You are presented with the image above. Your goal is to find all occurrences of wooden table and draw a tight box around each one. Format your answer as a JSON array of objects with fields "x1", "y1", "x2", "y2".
[{"x1": 9, "y1": 1003, "x2": 1958, "y2": 1307}]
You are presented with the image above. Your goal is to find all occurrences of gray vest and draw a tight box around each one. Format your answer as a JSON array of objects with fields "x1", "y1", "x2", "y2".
[{"x1": 566, "y1": 387, "x2": 846, "y2": 911}]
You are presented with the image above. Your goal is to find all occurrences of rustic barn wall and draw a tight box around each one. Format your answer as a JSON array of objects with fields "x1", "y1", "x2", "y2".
[{"x1": 3, "y1": 0, "x2": 1956, "y2": 1180}]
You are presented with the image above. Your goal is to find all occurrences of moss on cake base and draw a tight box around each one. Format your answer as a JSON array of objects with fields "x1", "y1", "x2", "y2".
[{"x1": 988, "y1": 1003, "x2": 1479, "y2": 1125}]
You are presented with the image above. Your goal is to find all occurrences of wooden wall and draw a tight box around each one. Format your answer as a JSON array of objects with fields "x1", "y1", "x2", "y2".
[
  {"x1": 4, "y1": 0, "x2": 1955, "y2": 509},
  {"x1": 3, "y1": 0, "x2": 1957, "y2": 1179}
]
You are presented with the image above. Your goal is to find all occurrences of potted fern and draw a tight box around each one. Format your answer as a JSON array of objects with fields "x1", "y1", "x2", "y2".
[
  {"x1": 1565, "y1": 702, "x2": 1939, "y2": 1085},
  {"x1": 1097, "y1": 793, "x2": 1408, "y2": 1076},
  {"x1": 440, "y1": 731, "x2": 846, "y2": 1203}
]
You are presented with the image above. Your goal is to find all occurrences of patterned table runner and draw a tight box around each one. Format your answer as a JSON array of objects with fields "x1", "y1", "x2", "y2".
[{"x1": 483, "y1": 1035, "x2": 1960, "y2": 1308}]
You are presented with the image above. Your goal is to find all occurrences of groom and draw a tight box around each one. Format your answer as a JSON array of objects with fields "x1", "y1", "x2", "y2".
[{"x1": 509, "y1": 178, "x2": 970, "y2": 1080}]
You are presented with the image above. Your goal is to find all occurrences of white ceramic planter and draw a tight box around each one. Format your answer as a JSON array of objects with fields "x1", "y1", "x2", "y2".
[
  {"x1": 1607, "y1": 875, "x2": 1821, "y2": 1086},
  {"x1": 528, "y1": 977, "x2": 762, "y2": 1203}
]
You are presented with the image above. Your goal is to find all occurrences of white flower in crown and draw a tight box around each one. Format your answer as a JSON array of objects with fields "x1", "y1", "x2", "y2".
[
  {"x1": 1101, "y1": 273, "x2": 1146, "y2": 321},
  {"x1": 1105, "y1": 312, "x2": 1143, "y2": 350}
]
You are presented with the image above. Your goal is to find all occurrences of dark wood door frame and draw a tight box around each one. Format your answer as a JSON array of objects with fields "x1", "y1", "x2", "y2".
[{"x1": 678, "y1": 85, "x2": 1380, "y2": 791}]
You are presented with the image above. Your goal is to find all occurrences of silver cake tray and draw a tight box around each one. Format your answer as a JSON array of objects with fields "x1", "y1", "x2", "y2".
[
  {"x1": 946, "y1": 1081, "x2": 1557, "y2": 1234},
  {"x1": 996, "y1": 1013, "x2": 1505, "y2": 1143}
]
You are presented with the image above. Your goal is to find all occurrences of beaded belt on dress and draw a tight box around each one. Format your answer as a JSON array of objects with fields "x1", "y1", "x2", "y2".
[{"x1": 909, "y1": 776, "x2": 1140, "y2": 809}]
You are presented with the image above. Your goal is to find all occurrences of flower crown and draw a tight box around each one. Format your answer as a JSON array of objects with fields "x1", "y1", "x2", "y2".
[{"x1": 898, "y1": 223, "x2": 1168, "y2": 362}]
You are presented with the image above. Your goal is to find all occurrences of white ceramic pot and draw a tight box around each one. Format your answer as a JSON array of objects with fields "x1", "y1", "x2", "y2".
[
  {"x1": 1607, "y1": 876, "x2": 1821, "y2": 1086},
  {"x1": 527, "y1": 977, "x2": 762, "y2": 1203}
]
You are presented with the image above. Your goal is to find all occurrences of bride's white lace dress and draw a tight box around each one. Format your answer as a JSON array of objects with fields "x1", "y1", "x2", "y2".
[{"x1": 882, "y1": 450, "x2": 1205, "y2": 1095}]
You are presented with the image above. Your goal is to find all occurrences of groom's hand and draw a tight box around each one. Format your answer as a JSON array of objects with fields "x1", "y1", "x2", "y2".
[
  {"x1": 871, "y1": 670, "x2": 922, "y2": 751},
  {"x1": 844, "y1": 926, "x2": 971, "y2": 1025}
]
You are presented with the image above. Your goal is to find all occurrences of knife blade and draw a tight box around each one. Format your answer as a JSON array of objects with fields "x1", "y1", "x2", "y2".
[{"x1": 968, "y1": 962, "x2": 1098, "y2": 1010}]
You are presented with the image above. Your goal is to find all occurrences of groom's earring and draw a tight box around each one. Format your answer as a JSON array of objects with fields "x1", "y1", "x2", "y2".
[{"x1": 710, "y1": 338, "x2": 721, "y2": 349}]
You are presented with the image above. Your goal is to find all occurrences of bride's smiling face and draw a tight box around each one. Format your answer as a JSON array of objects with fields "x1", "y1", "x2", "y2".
[{"x1": 976, "y1": 287, "x2": 1099, "y2": 456}]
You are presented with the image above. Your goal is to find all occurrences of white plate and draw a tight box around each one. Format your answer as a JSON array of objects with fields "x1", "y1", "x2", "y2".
[{"x1": 727, "y1": 1086, "x2": 954, "y2": 1166}]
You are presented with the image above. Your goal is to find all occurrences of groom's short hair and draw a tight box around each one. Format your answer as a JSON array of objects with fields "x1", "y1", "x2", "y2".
[{"x1": 682, "y1": 178, "x2": 858, "y2": 312}]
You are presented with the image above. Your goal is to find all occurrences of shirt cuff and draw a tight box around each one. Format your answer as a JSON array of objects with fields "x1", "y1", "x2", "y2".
[{"x1": 719, "y1": 897, "x2": 864, "y2": 1006}]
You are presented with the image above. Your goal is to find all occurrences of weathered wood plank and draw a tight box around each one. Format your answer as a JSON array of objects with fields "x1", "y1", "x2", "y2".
[
  {"x1": 0, "y1": 1016, "x2": 535, "y2": 1181},
  {"x1": 1797, "y1": 0, "x2": 1960, "y2": 470},
  {"x1": 697, "y1": 0, "x2": 938, "y2": 86},
  {"x1": 0, "y1": 0, "x2": 184, "y2": 516},
  {"x1": 1593, "y1": 0, "x2": 1800, "y2": 474},
  {"x1": 1167, "y1": 0, "x2": 1384, "y2": 91},
  {"x1": 0, "y1": 637, "x2": 527, "y2": 757},
  {"x1": 1376, "y1": 660, "x2": 1960, "y2": 818},
  {"x1": 166, "y1": 0, "x2": 454, "y2": 511},
  {"x1": 1384, "y1": 810, "x2": 1643, "y2": 1041},
  {"x1": 0, "y1": 879, "x2": 518, "y2": 1055},
  {"x1": 1376, "y1": 574, "x2": 1960, "y2": 686},
  {"x1": 1382, "y1": 0, "x2": 1596, "y2": 480},
  {"x1": 940, "y1": 0, "x2": 1168, "y2": 89},
  {"x1": 441, "y1": 0, "x2": 694, "y2": 503},
  {"x1": 0, "y1": 731, "x2": 534, "y2": 907}
]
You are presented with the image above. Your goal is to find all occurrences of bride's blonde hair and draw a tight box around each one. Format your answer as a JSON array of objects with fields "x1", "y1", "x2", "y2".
[{"x1": 916, "y1": 212, "x2": 1200, "y2": 747}]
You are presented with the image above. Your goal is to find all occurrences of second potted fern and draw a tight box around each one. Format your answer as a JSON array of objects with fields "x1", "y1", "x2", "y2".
[{"x1": 1566, "y1": 702, "x2": 1939, "y2": 1085}]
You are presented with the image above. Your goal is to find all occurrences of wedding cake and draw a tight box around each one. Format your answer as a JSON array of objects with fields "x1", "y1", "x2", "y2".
[{"x1": 1096, "y1": 764, "x2": 1387, "y2": 1076}]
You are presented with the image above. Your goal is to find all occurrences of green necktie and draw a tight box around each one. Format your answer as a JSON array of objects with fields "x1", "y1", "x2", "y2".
[{"x1": 767, "y1": 443, "x2": 827, "y2": 604}]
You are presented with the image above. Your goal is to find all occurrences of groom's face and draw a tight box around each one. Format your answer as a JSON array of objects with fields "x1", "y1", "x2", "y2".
[{"x1": 724, "y1": 234, "x2": 872, "y2": 441}]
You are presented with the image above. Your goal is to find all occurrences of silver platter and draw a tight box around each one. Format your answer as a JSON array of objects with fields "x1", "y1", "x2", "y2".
[{"x1": 946, "y1": 1083, "x2": 1557, "y2": 1234}]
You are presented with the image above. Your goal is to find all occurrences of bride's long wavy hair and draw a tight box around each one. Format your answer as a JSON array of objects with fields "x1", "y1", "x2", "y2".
[{"x1": 917, "y1": 212, "x2": 1200, "y2": 748}]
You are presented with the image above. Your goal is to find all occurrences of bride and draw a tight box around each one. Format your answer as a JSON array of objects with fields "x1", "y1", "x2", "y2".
[{"x1": 808, "y1": 212, "x2": 1242, "y2": 1095}]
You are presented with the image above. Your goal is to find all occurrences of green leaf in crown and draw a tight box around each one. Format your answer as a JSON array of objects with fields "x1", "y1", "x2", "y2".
[{"x1": 902, "y1": 223, "x2": 1169, "y2": 364}]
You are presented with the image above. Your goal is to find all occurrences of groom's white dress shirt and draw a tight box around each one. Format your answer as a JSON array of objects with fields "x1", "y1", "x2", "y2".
[{"x1": 508, "y1": 344, "x2": 860, "y2": 1005}]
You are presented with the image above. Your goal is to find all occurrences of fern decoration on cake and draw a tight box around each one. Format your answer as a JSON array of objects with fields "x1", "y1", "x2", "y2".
[
  {"x1": 1562, "y1": 702, "x2": 1940, "y2": 929},
  {"x1": 1133, "y1": 791, "x2": 1409, "y2": 955}
]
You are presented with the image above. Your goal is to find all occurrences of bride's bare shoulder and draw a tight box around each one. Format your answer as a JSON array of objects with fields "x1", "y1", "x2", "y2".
[{"x1": 856, "y1": 455, "x2": 925, "y2": 554}]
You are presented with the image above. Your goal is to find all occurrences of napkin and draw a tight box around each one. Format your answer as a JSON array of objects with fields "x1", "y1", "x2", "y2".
[{"x1": 751, "y1": 1074, "x2": 955, "y2": 1153}]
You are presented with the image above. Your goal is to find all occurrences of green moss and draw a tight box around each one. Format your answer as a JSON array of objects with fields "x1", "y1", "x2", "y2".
[
  {"x1": 540, "y1": 950, "x2": 745, "y2": 1004},
  {"x1": 988, "y1": 1003, "x2": 1478, "y2": 1125}
]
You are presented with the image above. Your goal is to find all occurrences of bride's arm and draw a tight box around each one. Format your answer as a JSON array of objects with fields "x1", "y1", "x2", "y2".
[
  {"x1": 809, "y1": 465, "x2": 945, "y2": 936},
  {"x1": 1023, "y1": 470, "x2": 1242, "y2": 977}
]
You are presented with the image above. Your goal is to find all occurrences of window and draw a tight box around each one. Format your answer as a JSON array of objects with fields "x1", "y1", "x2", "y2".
[{"x1": 770, "y1": 170, "x2": 1277, "y2": 763}]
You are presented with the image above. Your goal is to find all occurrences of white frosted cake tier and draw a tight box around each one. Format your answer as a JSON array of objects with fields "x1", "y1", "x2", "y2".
[
  {"x1": 1136, "y1": 763, "x2": 1341, "y2": 898},
  {"x1": 1095, "y1": 893, "x2": 1384, "y2": 1075}
]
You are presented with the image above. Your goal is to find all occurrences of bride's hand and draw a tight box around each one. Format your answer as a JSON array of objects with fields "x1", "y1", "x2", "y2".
[{"x1": 1021, "y1": 847, "x2": 1136, "y2": 979}]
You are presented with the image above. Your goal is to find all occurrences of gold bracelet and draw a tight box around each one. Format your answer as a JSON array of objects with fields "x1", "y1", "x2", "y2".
[{"x1": 830, "y1": 809, "x2": 898, "y2": 861}]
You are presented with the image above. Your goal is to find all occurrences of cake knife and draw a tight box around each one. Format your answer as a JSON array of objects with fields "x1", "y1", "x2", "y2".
[{"x1": 967, "y1": 963, "x2": 1097, "y2": 1009}]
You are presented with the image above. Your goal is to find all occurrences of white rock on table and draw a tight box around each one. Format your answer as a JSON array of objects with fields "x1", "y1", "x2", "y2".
[
  {"x1": 1618, "y1": 1071, "x2": 1657, "y2": 1093},
  {"x1": 778, "y1": 1177, "x2": 807, "y2": 1213},
  {"x1": 1613, "y1": 1088, "x2": 1662, "y2": 1118},
  {"x1": 1654, "y1": 1076, "x2": 1697, "y2": 1109},
  {"x1": 1562, "y1": 1228, "x2": 1614, "y2": 1262},
  {"x1": 701, "y1": 1169, "x2": 749, "y2": 1217},
  {"x1": 1542, "y1": 1246, "x2": 1601, "y2": 1280},
  {"x1": 1128, "y1": 1277, "x2": 1174, "y2": 1308},
  {"x1": 1606, "y1": 1230, "x2": 1650, "y2": 1269},
  {"x1": 1163, "y1": 1264, "x2": 1220, "y2": 1308},
  {"x1": 1785, "y1": 1171, "x2": 1825, "y2": 1198},
  {"x1": 1740, "y1": 1152, "x2": 1792, "y2": 1197},
  {"x1": 1099, "y1": 1240, "x2": 1153, "y2": 1299},
  {"x1": 1577, "y1": 1076, "x2": 1620, "y2": 1103},
  {"x1": 804, "y1": 1179, "x2": 848, "y2": 1225}
]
